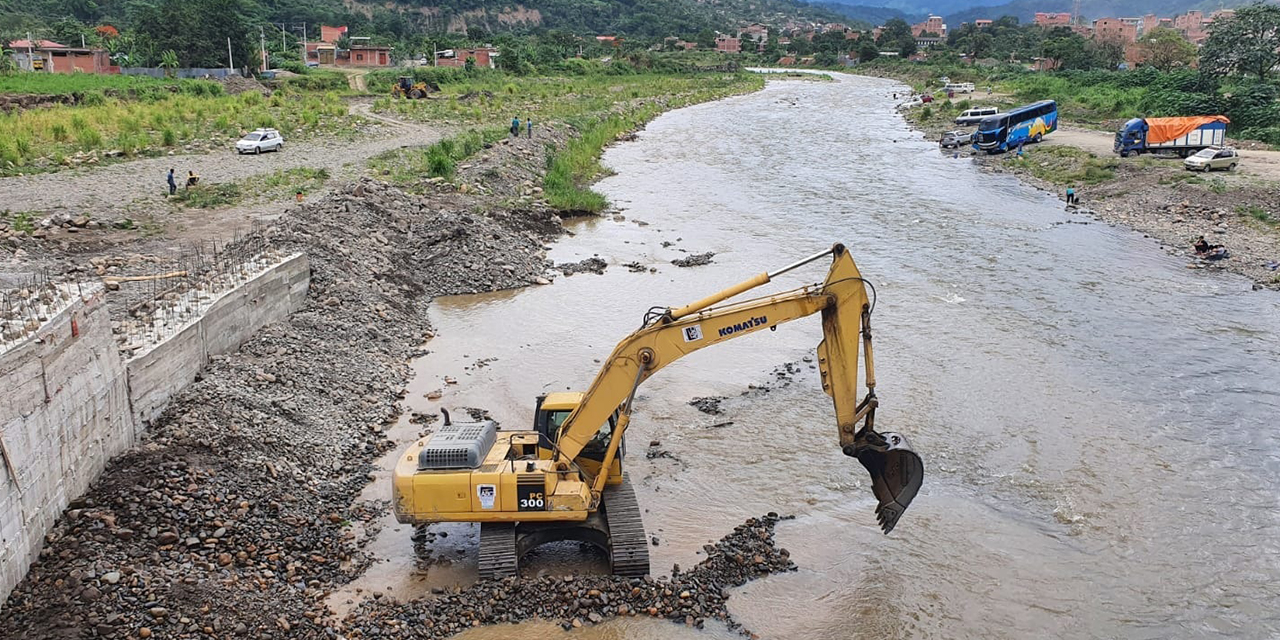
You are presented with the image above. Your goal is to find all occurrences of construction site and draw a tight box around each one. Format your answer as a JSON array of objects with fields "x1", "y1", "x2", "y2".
[{"x1": 5, "y1": 69, "x2": 1280, "y2": 640}]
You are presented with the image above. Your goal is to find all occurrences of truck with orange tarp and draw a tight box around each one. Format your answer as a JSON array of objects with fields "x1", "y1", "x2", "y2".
[{"x1": 1114, "y1": 116, "x2": 1229, "y2": 157}]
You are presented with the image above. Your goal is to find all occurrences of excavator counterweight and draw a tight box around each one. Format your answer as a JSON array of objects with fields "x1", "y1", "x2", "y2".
[{"x1": 392, "y1": 243, "x2": 923, "y2": 577}]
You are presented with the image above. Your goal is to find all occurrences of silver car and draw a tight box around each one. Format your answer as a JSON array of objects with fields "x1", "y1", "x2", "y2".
[
  {"x1": 1184, "y1": 147, "x2": 1238, "y2": 172},
  {"x1": 940, "y1": 130, "x2": 973, "y2": 148},
  {"x1": 236, "y1": 128, "x2": 285, "y2": 155}
]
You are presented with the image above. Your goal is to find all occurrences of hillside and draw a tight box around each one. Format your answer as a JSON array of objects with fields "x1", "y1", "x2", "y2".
[
  {"x1": 944, "y1": 0, "x2": 1268, "y2": 25},
  {"x1": 0, "y1": 0, "x2": 852, "y2": 39},
  {"x1": 816, "y1": 2, "x2": 918, "y2": 25}
]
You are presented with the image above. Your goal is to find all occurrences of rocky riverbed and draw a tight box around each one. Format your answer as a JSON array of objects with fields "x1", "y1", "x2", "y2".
[
  {"x1": 0, "y1": 176, "x2": 561, "y2": 638},
  {"x1": 341, "y1": 514, "x2": 797, "y2": 638}
]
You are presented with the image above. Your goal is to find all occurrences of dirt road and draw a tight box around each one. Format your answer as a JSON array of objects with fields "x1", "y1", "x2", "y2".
[
  {"x1": 0, "y1": 100, "x2": 443, "y2": 244},
  {"x1": 1046, "y1": 125, "x2": 1280, "y2": 181}
]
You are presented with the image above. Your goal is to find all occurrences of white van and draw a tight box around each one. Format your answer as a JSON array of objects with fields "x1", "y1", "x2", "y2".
[
  {"x1": 944, "y1": 82, "x2": 975, "y2": 94},
  {"x1": 954, "y1": 106, "x2": 999, "y2": 125}
]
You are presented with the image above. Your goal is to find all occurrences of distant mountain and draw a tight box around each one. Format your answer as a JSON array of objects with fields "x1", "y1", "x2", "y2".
[{"x1": 945, "y1": 0, "x2": 1267, "y2": 25}]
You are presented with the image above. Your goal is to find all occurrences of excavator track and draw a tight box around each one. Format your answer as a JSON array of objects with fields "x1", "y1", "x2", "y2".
[
  {"x1": 604, "y1": 475, "x2": 651, "y2": 578},
  {"x1": 477, "y1": 522, "x2": 518, "y2": 579}
]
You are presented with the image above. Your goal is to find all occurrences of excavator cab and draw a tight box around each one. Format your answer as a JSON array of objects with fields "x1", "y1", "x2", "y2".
[{"x1": 533, "y1": 393, "x2": 623, "y2": 481}]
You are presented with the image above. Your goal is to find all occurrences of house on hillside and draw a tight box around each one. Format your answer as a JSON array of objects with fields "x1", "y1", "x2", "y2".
[
  {"x1": 1034, "y1": 12, "x2": 1072, "y2": 27},
  {"x1": 911, "y1": 15, "x2": 947, "y2": 37},
  {"x1": 6, "y1": 39, "x2": 115, "y2": 74},
  {"x1": 974, "y1": 19, "x2": 993, "y2": 28},
  {"x1": 1092, "y1": 18, "x2": 1137, "y2": 43},
  {"x1": 435, "y1": 47, "x2": 499, "y2": 68},
  {"x1": 715, "y1": 34, "x2": 741, "y2": 53},
  {"x1": 306, "y1": 26, "x2": 393, "y2": 67}
]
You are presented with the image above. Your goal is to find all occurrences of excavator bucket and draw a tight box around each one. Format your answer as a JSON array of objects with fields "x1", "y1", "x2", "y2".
[{"x1": 849, "y1": 430, "x2": 923, "y2": 534}]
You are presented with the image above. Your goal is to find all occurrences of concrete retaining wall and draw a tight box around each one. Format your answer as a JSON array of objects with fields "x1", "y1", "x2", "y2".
[
  {"x1": 0, "y1": 252, "x2": 309, "y2": 606},
  {"x1": 0, "y1": 285, "x2": 132, "y2": 604},
  {"x1": 127, "y1": 253, "x2": 309, "y2": 428}
]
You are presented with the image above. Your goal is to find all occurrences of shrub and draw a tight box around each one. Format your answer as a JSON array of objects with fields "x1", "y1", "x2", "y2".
[{"x1": 162, "y1": 127, "x2": 177, "y2": 146}]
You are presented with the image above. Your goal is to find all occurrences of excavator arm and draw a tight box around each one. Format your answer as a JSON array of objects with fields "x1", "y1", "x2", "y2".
[{"x1": 554, "y1": 243, "x2": 923, "y2": 533}]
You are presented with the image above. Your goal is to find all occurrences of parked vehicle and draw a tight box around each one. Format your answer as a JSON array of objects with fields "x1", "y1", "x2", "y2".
[
  {"x1": 944, "y1": 82, "x2": 975, "y2": 94},
  {"x1": 1183, "y1": 147, "x2": 1239, "y2": 172},
  {"x1": 940, "y1": 130, "x2": 973, "y2": 148},
  {"x1": 973, "y1": 100, "x2": 1057, "y2": 153},
  {"x1": 1114, "y1": 116, "x2": 1229, "y2": 157},
  {"x1": 954, "y1": 107, "x2": 1000, "y2": 125},
  {"x1": 236, "y1": 128, "x2": 284, "y2": 155}
]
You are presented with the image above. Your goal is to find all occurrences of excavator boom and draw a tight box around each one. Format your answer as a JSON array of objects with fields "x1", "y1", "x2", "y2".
[{"x1": 554, "y1": 243, "x2": 923, "y2": 533}]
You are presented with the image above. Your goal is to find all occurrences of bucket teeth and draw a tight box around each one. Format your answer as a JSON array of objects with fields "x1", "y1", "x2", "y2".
[{"x1": 849, "y1": 430, "x2": 923, "y2": 534}]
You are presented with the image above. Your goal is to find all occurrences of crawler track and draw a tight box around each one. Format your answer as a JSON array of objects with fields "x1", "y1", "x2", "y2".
[
  {"x1": 604, "y1": 475, "x2": 651, "y2": 577},
  {"x1": 478, "y1": 522, "x2": 518, "y2": 579}
]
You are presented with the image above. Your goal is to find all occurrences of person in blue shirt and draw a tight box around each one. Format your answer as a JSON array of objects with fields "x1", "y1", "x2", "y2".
[
  {"x1": 166, "y1": 168, "x2": 176, "y2": 195},
  {"x1": 526, "y1": 116, "x2": 533, "y2": 138},
  {"x1": 511, "y1": 117, "x2": 520, "y2": 137},
  {"x1": 1066, "y1": 186, "x2": 1077, "y2": 204}
]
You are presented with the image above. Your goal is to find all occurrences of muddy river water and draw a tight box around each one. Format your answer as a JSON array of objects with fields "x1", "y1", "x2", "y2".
[{"x1": 336, "y1": 73, "x2": 1280, "y2": 639}]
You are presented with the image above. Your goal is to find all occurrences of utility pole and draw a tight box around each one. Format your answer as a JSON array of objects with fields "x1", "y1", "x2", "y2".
[
  {"x1": 260, "y1": 26, "x2": 266, "y2": 72},
  {"x1": 227, "y1": 36, "x2": 234, "y2": 72}
]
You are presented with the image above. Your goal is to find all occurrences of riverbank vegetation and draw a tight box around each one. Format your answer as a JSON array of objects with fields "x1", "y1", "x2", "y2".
[
  {"x1": 367, "y1": 68, "x2": 762, "y2": 212},
  {"x1": 0, "y1": 82, "x2": 353, "y2": 176}
]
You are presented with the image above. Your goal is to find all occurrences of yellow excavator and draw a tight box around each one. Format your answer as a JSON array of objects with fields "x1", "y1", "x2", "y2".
[{"x1": 392, "y1": 244, "x2": 922, "y2": 577}]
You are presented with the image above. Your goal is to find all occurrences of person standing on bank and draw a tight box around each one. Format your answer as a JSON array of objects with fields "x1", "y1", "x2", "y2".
[{"x1": 167, "y1": 168, "x2": 177, "y2": 196}]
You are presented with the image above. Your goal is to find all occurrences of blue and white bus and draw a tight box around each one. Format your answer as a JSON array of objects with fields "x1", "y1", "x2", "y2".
[{"x1": 973, "y1": 100, "x2": 1058, "y2": 153}]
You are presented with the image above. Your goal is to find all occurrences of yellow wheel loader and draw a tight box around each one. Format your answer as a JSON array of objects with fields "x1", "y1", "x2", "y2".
[
  {"x1": 391, "y1": 76, "x2": 435, "y2": 99},
  {"x1": 392, "y1": 244, "x2": 923, "y2": 578}
]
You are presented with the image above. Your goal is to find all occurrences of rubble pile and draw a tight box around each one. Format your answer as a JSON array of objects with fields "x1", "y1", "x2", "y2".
[
  {"x1": 0, "y1": 179, "x2": 564, "y2": 638},
  {"x1": 672, "y1": 252, "x2": 715, "y2": 268},
  {"x1": 344, "y1": 514, "x2": 797, "y2": 638}
]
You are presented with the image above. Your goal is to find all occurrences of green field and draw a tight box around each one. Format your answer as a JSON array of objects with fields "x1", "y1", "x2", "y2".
[{"x1": 0, "y1": 79, "x2": 354, "y2": 175}]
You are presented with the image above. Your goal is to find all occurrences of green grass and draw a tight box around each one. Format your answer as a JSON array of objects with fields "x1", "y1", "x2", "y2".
[
  {"x1": 170, "y1": 182, "x2": 241, "y2": 208},
  {"x1": 369, "y1": 127, "x2": 508, "y2": 184},
  {"x1": 1015, "y1": 145, "x2": 1119, "y2": 186},
  {"x1": 0, "y1": 86, "x2": 354, "y2": 175},
  {"x1": 0, "y1": 74, "x2": 220, "y2": 97},
  {"x1": 4, "y1": 210, "x2": 36, "y2": 234},
  {"x1": 168, "y1": 167, "x2": 331, "y2": 209},
  {"x1": 1237, "y1": 204, "x2": 1272, "y2": 223}
]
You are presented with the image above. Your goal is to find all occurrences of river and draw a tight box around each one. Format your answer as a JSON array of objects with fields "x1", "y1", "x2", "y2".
[{"x1": 337, "y1": 73, "x2": 1280, "y2": 639}]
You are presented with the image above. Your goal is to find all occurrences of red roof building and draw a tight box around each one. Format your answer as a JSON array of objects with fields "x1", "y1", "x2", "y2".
[
  {"x1": 1034, "y1": 12, "x2": 1073, "y2": 27},
  {"x1": 1093, "y1": 18, "x2": 1138, "y2": 44},
  {"x1": 435, "y1": 47, "x2": 499, "y2": 69},
  {"x1": 911, "y1": 15, "x2": 947, "y2": 37},
  {"x1": 7, "y1": 39, "x2": 115, "y2": 74},
  {"x1": 715, "y1": 34, "x2": 741, "y2": 53}
]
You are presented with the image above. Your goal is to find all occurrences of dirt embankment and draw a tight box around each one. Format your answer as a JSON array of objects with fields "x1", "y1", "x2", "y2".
[{"x1": 0, "y1": 177, "x2": 561, "y2": 638}]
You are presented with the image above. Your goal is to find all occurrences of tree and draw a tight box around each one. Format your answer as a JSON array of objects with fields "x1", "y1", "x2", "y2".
[
  {"x1": 1043, "y1": 32, "x2": 1094, "y2": 70},
  {"x1": 1137, "y1": 27, "x2": 1196, "y2": 70},
  {"x1": 858, "y1": 39, "x2": 878, "y2": 63},
  {"x1": 695, "y1": 28, "x2": 715, "y2": 49},
  {"x1": 898, "y1": 37, "x2": 917, "y2": 58},
  {"x1": 1201, "y1": 2, "x2": 1280, "y2": 80},
  {"x1": 133, "y1": 0, "x2": 257, "y2": 69},
  {"x1": 159, "y1": 49, "x2": 178, "y2": 76},
  {"x1": 877, "y1": 18, "x2": 911, "y2": 47},
  {"x1": 1089, "y1": 38, "x2": 1126, "y2": 69}
]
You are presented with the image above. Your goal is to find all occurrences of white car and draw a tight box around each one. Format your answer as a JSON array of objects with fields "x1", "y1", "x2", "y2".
[{"x1": 236, "y1": 128, "x2": 284, "y2": 154}]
